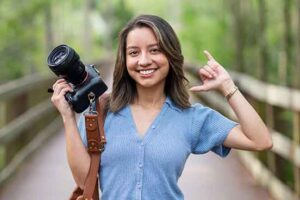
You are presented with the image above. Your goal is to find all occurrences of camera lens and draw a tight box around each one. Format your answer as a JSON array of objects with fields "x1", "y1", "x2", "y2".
[
  {"x1": 47, "y1": 44, "x2": 87, "y2": 85},
  {"x1": 52, "y1": 49, "x2": 68, "y2": 65}
]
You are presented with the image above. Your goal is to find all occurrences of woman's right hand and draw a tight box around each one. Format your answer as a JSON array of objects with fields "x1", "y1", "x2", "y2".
[{"x1": 51, "y1": 79, "x2": 75, "y2": 118}]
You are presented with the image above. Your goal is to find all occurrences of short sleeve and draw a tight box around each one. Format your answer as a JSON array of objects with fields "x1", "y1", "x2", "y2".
[
  {"x1": 191, "y1": 104, "x2": 238, "y2": 157},
  {"x1": 77, "y1": 114, "x2": 88, "y2": 147}
]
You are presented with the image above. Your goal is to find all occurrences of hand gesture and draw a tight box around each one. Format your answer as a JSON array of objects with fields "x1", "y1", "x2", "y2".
[{"x1": 190, "y1": 50, "x2": 235, "y2": 95}]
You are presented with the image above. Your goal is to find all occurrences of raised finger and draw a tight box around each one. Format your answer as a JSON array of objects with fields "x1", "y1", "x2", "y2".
[{"x1": 204, "y1": 50, "x2": 215, "y2": 61}]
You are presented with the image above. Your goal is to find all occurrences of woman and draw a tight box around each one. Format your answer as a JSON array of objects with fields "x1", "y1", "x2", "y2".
[{"x1": 51, "y1": 14, "x2": 272, "y2": 200}]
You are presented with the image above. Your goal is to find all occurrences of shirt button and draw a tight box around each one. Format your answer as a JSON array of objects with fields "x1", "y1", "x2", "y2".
[
  {"x1": 151, "y1": 125, "x2": 156, "y2": 129},
  {"x1": 139, "y1": 163, "x2": 143, "y2": 168},
  {"x1": 141, "y1": 142, "x2": 144, "y2": 147}
]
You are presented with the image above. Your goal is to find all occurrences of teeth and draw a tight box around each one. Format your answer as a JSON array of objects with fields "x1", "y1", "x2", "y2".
[{"x1": 140, "y1": 69, "x2": 155, "y2": 75}]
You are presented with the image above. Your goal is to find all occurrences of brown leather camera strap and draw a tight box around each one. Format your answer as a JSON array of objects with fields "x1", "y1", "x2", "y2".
[
  {"x1": 70, "y1": 94, "x2": 109, "y2": 200},
  {"x1": 83, "y1": 94, "x2": 108, "y2": 200}
]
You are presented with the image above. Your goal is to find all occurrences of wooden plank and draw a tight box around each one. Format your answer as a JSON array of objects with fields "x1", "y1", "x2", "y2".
[
  {"x1": 272, "y1": 131, "x2": 300, "y2": 167},
  {"x1": 238, "y1": 151, "x2": 299, "y2": 200},
  {"x1": 230, "y1": 71, "x2": 300, "y2": 111},
  {"x1": 0, "y1": 73, "x2": 54, "y2": 101}
]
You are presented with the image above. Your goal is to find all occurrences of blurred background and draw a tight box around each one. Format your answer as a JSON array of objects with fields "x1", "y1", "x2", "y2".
[{"x1": 0, "y1": 0, "x2": 299, "y2": 199}]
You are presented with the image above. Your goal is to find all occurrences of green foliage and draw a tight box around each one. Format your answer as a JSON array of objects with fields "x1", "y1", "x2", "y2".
[
  {"x1": 0, "y1": 0, "x2": 50, "y2": 82},
  {"x1": 180, "y1": 0, "x2": 234, "y2": 68},
  {"x1": 97, "y1": 0, "x2": 134, "y2": 48}
]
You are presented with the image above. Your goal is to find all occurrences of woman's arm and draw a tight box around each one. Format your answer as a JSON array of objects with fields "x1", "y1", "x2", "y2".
[
  {"x1": 190, "y1": 51, "x2": 273, "y2": 151},
  {"x1": 51, "y1": 79, "x2": 90, "y2": 188}
]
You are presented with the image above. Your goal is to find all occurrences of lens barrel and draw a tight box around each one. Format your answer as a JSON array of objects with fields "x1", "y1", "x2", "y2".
[{"x1": 47, "y1": 44, "x2": 86, "y2": 85}]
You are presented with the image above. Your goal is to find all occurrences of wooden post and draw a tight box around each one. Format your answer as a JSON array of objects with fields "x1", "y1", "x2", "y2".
[
  {"x1": 266, "y1": 104, "x2": 276, "y2": 173},
  {"x1": 0, "y1": 101, "x2": 6, "y2": 128},
  {"x1": 293, "y1": 112, "x2": 300, "y2": 196},
  {"x1": 0, "y1": 146, "x2": 5, "y2": 170},
  {"x1": 279, "y1": 51, "x2": 287, "y2": 86}
]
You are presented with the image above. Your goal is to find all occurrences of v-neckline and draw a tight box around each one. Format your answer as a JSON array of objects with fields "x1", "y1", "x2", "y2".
[{"x1": 126, "y1": 102, "x2": 167, "y2": 142}]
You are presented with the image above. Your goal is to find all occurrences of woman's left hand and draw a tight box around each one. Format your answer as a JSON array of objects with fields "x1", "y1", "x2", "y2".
[{"x1": 190, "y1": 50, "x2": 235, "y2": 96}]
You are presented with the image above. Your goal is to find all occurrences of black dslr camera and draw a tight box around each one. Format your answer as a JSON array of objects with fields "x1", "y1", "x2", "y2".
[{"x1": 47, "y1": 44, "x2": 107, "y2": 113}]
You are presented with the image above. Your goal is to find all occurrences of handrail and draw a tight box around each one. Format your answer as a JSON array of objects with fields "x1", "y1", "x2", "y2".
[
  {"x1": 185, "y1": 65, "x2": 300, "y2": 111},
  {"x1": 0, "y1": 73, "x2": 53, "y2": 101},
  {"x1": 0, "y1": 73, "x2": 60, "y2": 187}
]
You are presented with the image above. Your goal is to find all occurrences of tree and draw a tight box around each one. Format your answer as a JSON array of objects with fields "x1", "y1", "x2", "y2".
[{"x1": 257, "y1": 0, "x2": 269, "y2": 81}]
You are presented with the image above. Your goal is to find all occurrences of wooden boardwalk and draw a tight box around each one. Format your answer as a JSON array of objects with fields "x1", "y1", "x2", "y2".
[{"x1": 0, "y1": 129, "x2": 273, "y2": 200}]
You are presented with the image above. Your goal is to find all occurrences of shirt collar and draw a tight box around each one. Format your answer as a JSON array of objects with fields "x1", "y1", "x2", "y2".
[
  {"x1": 116, "y1": 96, "x2": 182, "y2": 117},
  {"x1": 165, "y1": 96, "x2": 183, "y2": 112}
]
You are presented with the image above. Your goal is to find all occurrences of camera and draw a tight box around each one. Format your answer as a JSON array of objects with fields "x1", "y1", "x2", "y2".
[{"x1": 47, "y1": 44, "x2": 107, "y2": 113}]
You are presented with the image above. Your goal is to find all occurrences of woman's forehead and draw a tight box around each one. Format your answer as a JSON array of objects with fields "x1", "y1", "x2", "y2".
[{"x1": 126, "y1": 27, "x2": 158, "y2": 47}]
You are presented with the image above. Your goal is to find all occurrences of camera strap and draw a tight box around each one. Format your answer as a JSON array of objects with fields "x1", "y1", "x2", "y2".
[{"x1": 70, "y1": 93, "x2": 109, "y2": 200}]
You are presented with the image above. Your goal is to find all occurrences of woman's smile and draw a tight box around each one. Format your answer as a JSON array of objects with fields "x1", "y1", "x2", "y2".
[{"x1": 137, "y1": 68, "x2": 157, "y2": 78}]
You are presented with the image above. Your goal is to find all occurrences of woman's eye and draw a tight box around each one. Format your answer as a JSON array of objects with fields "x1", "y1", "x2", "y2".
[
  {"x1": 128, "y1": 51, "x2": 138, "y2": 56},
  {"x1": 150, "y1": 48, "x2": 161, "y2": 54}
]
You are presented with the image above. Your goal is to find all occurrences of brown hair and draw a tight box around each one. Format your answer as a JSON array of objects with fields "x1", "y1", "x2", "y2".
[{"x1": 110, "y1": 14, "x2": 190, "y2": 112}]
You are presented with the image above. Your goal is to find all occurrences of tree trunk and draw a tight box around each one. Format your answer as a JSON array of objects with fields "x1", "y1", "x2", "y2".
[
  {"x1": 228, "y1": 0, "x2": 245, "y2": 72},
  {"x1": 257, "y1": 0, "x2": 268, "y2": 82},
  {"x1": 83, "y1": 0, "x2": 93, "y2": 57},
  {"x1": 44, "y1": 5, "x2": 54, "y2": 53},
  {"x1": 283, "y1": 0, "x2": 293, "y2": 86},
  {"x1": 295, "y1": 0, "x2": 300, "y2": 89}
]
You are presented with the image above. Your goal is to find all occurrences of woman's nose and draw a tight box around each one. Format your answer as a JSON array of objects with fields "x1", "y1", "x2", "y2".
[{"x1": 138, "y1": 52, "x2": 152, "y2": 67}]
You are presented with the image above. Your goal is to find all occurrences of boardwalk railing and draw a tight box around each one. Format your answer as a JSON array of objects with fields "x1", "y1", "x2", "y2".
[
  {"x1": 185, "y1": 64, "x2": 300, "y2": 200},
  {"x1": 0, "y1": 73, "x2": 61, "y2": 186}
]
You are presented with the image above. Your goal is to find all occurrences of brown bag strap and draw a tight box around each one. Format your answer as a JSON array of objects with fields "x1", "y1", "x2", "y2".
[{"x1": 70, "y1": 94, "x2": 109, "y2": 200}]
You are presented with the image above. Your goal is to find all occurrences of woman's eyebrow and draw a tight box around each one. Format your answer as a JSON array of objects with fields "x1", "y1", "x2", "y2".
[
  {"x1": 126, "y1": 46, "x2": 138, "y2": 49},
  {"x1": 126, "y1": 43, "x2": 159, "y2": 49}
]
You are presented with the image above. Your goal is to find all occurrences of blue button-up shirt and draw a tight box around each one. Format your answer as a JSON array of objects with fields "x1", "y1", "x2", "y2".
[{"x1": 78, "y1": 97, "x2": 238, "y2": 200}]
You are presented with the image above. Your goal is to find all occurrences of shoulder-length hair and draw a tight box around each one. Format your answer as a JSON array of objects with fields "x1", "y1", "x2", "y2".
[{"x1": 110, "y1": 14, "x2": 190, "y2": 112}]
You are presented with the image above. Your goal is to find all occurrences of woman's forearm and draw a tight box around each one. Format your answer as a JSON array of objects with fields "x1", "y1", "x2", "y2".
[
  {"x1": 225, "y1": 85, "x2": 273, "y2": 150},
  {"x1": 62, "y1": 115, "x2": 91, "y2": 189}
]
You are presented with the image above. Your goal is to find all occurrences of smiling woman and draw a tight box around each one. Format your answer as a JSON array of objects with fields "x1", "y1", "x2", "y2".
[{"x1": 50, "y1": 14, "x2": 272, "y2": 200}]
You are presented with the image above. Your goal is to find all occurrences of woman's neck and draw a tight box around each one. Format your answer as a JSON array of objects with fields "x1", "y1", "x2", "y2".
[{"x1": 134, "y1": 86, "x2": 166, "y2": 109}]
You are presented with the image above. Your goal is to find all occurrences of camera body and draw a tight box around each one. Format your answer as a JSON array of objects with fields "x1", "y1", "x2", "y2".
[
  {"x1": 47, "y1": 44, "x2": 107, "y2": 113},
  {"x1": 65, "y1": 65, "x2": 107, "y2": 113}
]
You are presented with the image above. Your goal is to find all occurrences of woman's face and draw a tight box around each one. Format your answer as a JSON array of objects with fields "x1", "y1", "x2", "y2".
[{"x1": 125, "y1": 27, "x2": 169, "y2": 91}]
